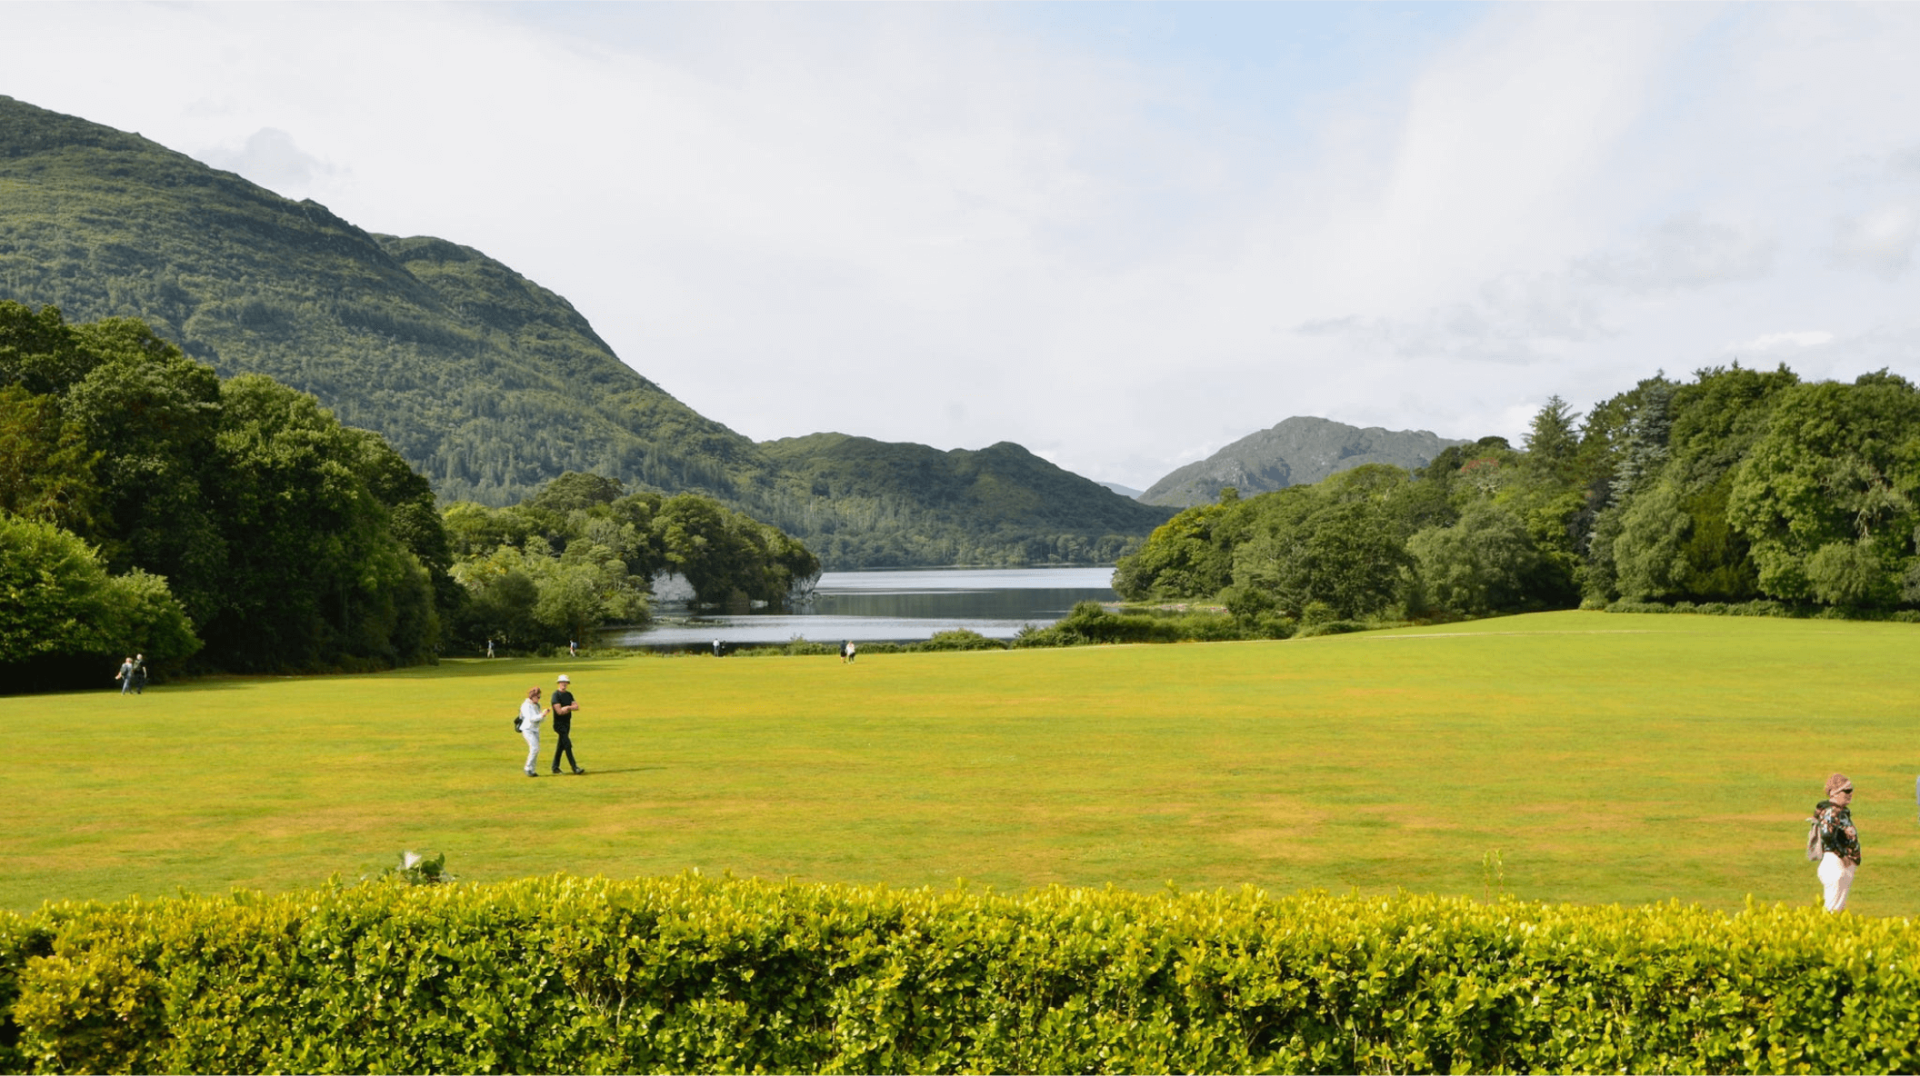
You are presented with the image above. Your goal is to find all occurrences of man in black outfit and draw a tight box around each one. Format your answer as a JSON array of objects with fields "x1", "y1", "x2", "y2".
[{"x1": 550, "y1": 673, "x2": 584, "y2": 775}]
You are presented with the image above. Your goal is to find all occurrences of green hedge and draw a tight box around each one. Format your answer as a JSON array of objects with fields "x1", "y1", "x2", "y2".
[{"x1": 5, "y1": 876, "x2": 1919, "y2": 1073}]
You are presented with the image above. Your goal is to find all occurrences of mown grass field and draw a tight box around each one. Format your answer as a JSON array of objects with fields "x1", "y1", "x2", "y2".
[{"x1": 7, "y1": 610, "x2": 1920, "y2": 915}]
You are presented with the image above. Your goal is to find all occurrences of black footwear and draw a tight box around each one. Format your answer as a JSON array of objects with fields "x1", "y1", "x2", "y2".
[
  {"x1": 572, "y1": 768, "x2": 586, "y2": 775},
  {"x1": 526, "y1": 771, "x2": 537, "y2": 778}
]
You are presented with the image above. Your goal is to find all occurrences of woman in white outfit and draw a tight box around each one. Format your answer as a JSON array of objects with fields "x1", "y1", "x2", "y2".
[
  {"x1": 1814, "y1": 773, "x2": 1861, "y2": 912},
  {"x1": 519, "y1": 687, "x2": 548, "y2": 778}
]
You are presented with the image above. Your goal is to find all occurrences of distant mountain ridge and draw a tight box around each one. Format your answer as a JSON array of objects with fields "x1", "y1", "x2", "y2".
[
  {"x1": 1140, "y1": 417, "x2": 1466, "y2": 507},
  {"x1": 0, "y1": 94, "x2": 1169, "y2": 568}
]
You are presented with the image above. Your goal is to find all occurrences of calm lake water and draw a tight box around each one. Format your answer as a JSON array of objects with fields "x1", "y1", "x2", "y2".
[{"x1": 604, "y1": 566, "x2": 1117, "y2": 649}]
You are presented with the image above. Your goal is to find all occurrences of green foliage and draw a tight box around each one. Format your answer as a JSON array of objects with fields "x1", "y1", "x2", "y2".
[
  {"x1": 375, "y1": 851, "x2": 452, "y2": 887},
  {"x1": 0, "y1": 511, "x2": 198, "y2": 680},
  {"x1": 443, "y1": 472, "x2": 822, "y2": 651},
  {"x1": 917, "y1": 629, "x2": 1006, "y2": 651},
  {"x1": 1727, "y1": 374, "x2": 1920, "y2": 607},
  {"x1": 10, "y1": 876, "x2": 1920, "y2": 1073},
  {"x1": 1230, "y1": 471, "x2": 1414, "y2": 620},
  {"x1": 1126, "y1": 366, "x2": 1920, "y2": 625},
  {"x1": 1111, "y1": 499, "x2": 1233, "y2": 601},
  {"x1": 0, "y1": 513, "x2": 199, "y2": 676},
  {"x1": 0, "y1": 303, "x2": 452, "y2": 675},
  {"x1": 0, "y1": 385, "x2": 98, "y2": 534},
  {"x1": 1408, "y1": 502, "x2": 1540, "y2": 616}
]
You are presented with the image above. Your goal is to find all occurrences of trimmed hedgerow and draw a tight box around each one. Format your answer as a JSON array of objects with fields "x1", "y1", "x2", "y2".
[{"x1": 5, "y1": 876, "x2": 1920, "y2": 1074}]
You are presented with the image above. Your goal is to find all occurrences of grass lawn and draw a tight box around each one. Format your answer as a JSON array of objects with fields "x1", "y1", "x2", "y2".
[{"x1": 7, "y1": 610, "x2": 1920, "y2": 915}]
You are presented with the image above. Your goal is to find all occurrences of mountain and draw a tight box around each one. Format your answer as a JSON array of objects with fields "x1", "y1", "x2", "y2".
[
  {"x1": 758, "y1": 434, "x2": 1171, "y2": 567},
  {"x1": 0, "y1": 95, "x2": 762, "y2": 507},
  {"x1": 1099, "y1": 481, "x2": 1143, "y2": 498},
  {"x1": 0, "y1": 95, "x2": 1167, "y2": 567},
  {"x1": 1140, "y1": 417, "x2": 1466, "y2": 507}
]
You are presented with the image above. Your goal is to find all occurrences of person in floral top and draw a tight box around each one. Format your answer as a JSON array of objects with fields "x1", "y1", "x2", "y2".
[{"x1": 1815, "y1": 773, "x2": 1861, "y2": 912}]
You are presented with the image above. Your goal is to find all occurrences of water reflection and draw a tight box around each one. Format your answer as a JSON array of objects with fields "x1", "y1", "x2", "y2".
[{"x1": 603, "y1": 566, "x2": 1116, "y2": 648}]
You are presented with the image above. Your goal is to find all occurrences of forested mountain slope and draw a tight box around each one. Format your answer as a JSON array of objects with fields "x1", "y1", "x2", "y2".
[
  {"x1": 1141, "y1": 417, "x2": 1464, "y2": 507},
  {"x1": 759, "y1": 434, "x2": 1173, "y2": 567},
  {"x1": 0, "y1": 95, "x2": 1163, "y2": 567},
  {"x1": 0, "y1": 95, "x2": 761, "y2": 506}
]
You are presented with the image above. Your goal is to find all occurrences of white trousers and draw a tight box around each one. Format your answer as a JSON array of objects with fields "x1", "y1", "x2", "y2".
[
  {"x1": 1819, "y1": 852, "x2": 1856, "y2": 912},
  {"x1": 522, "y1": 727, "x2": 541, "y2": 774}
]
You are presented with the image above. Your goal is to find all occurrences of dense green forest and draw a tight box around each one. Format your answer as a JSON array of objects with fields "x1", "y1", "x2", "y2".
[
  {"x1": 0, "y1": 94, "x2": 1166, "y2": 569},
  {"x1": 1116, "y1": 366, "x2": 1920, "y2": 625},
  {"x1": 0, "y1": 306, "x2": 821, "y2": 683}
]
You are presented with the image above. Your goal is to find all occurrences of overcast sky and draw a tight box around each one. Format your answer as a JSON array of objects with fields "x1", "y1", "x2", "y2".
[{"x1": 8, "y1": 3, "x2": 1920, "y2": 488}]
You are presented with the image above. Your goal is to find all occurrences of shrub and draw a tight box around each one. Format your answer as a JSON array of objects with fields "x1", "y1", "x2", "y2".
[
  {"x1": 918, "y1": 629, "x2": 1006, "y2": 652},
  {"x1": 8, "y1": 878, "x2": 1920, "y2": 1073}
]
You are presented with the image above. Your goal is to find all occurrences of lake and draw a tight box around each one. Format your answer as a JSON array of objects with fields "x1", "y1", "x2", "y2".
[{"x1": 603, "y1": 566, "x2": 1117, "y2": 649}]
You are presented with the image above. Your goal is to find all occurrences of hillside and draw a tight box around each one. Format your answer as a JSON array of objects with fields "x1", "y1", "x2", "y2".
[
  {"x1": 0, "y1": 96, "x2": 763, "y2": 506},
  {"x1": 1140, "y1": 416, "x2": 1465, "y2": 507},
  {"x1": 0, "y1": 95, "x2": 1164, "y2": 568},
  {"x1": 759, "y1": 433, "x2": 1173, "y2": 567}
]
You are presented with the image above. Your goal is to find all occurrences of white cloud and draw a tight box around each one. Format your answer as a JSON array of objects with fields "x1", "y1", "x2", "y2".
[
  {"x1": 1576, "y1": 214, "x2": 1774, "y2": 294},
  {"x1": 1829, "y1": 206, "x2": 1919, "y2": 277},
  {"x1": 1729, "y1": 330, "x2": 1836, "y2": 353},
  {"x1": 199, "y1": 128, "x2": 339, "y2": 200}
]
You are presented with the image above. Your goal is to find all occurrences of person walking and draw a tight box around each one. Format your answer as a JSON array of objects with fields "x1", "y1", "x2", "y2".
[
  {"x1": 550, "y1": 673, "x2": 584, "y2": 775},
  {"x1": 1814, "y1": 773, "x2": 1862, "y2": 912},
  {"x1": 131, "y1": 654, "x2": 147, "y2": 695},
  {"x1": 487, "y1": 638, "x2": 496, "y2": 659},
  {"x1": 517, "y1": 687, "x2": 548, "y2": 778},
  {"x1": 569, "y1": 639, "x2": 578, "y2": 658},
  {"x1": 115, "y1": 656, "x2": 134, "y2": 695}
]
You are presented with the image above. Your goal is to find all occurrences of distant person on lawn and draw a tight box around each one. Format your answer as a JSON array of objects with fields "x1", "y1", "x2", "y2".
[
  {"x1": 1814, "y1": 773, "x2": 1861, "y2": 912},
  {"x1": 115, "y1": 656, "x2": 134, "y2": 694},
  {"x1": 841, "y1": 640, "x2": 856, "y2": 664},
  {"x1": 518, "y1": 687, "x2": 548, "y2": 778},
  {"x1": 131, "y1": 653, "x2": 147, "y2": 694},
  {"x1": 550, "y1": 673, "x2": 583, "y2": 775}
]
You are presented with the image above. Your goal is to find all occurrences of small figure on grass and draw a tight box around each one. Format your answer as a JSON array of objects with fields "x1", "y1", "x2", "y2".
[
  {"x1": 550, "y1": 673, "x2": 584, "y2": 775},
  {"x1": 516, "y1": 687, "x2": 548, "y2": 778},
  {"x1": 1809, "y1": 773, "x2": 1861, "y2": 912},
  {"x1": 841, "y1": 640, "x2": 856, "y2": 664},
  {"x1": 131, "y1": 654, "x2": 147, "y2": 695},
  {"x1": 114, "y1": 656, "x2": 134, "y2": 695}
]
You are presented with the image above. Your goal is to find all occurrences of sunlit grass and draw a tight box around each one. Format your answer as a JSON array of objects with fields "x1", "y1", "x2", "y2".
[{"x1": 8, "y1": 610, "x2": 1919, "y2": 914}]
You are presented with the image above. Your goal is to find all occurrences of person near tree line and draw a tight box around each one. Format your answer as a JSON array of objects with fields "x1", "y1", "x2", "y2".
[
  {"x1": 517, "y1": 686, "x2": 547, "y2": 778},
  {"x1": 486, "y1": 638, "x2": 495, "y2": 659},
  {"x1": 550, "y1": 673, "x2": 584, "y2": 775},
  {"x1": 841, "y1": 640, "x2": 856, "y2": 664},
  {"x1": 1814, "y1": 773, "x2": 1861, "y2": 912},
  {"x1": 115, "y1": 656, "x2": 134, "y2": 695},
  {"x1": 131, "y1": 653, "x2": 146, "y2": 694}
]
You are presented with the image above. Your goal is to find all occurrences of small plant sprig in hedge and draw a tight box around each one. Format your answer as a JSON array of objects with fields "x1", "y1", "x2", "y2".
[{"x1": 378, "y1": 850, "x2": 451, "y2": 886}]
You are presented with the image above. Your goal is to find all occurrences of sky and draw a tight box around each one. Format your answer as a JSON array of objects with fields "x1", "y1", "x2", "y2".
[{"x1": 7, "y1": 2, "x2": 1920, "y2": 489}]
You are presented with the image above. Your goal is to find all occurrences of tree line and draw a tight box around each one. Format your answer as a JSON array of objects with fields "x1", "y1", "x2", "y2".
[
  {"x1": 0, "y1": 305, "x2": 820, "y2": 686},
  {"x1": 441, "y1": 470, "x2": 819, "y2": 653},
  {"x1": 1116, "y1": 365, "x2": 1920, "y2": 624}
]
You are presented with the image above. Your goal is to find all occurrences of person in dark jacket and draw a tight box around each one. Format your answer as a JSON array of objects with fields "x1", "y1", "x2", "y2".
[
  {"x1": 549, "y1": 673, "x2": 583, "y2": 775},
  {"x1": 1815, "y1": 772, "x2": 1861, "y2": 912}
]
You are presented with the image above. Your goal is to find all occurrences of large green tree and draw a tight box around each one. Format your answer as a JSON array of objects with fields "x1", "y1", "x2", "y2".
[
  {"x1": 0, "y1": 512, "x2": 199, "y2": 681},
  {"x1": 1727, "y1": 373, "x2": 1920, "y2": 607}
]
